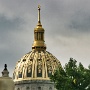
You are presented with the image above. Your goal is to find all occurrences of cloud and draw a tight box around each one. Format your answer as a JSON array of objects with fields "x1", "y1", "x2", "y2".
[
  {"x1": 0, "y1": 0, "x2": 90, "y2": 76},
  {"x1": 68, "y1": 13, "x2": 90, "y2": 33},
  {"x1": 42, "y1": 0, "x2": 90, "y2": 37},
  {"x1": 0, "y1": 15, "x2": 24, "y2": 32},
  {"x1": 0, "y1": 15, "x2": 25, "y2": 51}
]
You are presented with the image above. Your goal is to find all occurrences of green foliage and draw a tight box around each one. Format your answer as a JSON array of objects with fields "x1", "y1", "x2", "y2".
[{"x1": 50, "y1": 58, "x2": 90, "y2": 90}]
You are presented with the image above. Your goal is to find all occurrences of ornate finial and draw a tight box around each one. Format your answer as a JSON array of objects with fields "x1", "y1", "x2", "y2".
[
  {"x1": 2, "y1": 64, "x2": 9, "y2": 77},
  {"x1": 38, "y1": 5, "x2": 41, "y2": 10},
  {"x1": 38, "y1": 5, "x2": 41, "y2": 24},
  {"x1": 4, "y1": 64, "x2": 7, "y2": 70}
]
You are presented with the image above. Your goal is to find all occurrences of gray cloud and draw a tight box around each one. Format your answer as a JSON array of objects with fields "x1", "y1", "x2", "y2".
[
  {"x1": 68, "y1": 14, "x2": 90, "y2": 32},
  {"x1": 0, "y1": 15, "x2": 25, "y2": 51},
  {"x1": 0, "y1": 15, "x2": 24, "y2": 32},
  {"x1": 0, "y1": 0, "x2": 90, "y2": 76},
  {"x1": 42, "y1": 0, "x2": 90, "y2": 37}
]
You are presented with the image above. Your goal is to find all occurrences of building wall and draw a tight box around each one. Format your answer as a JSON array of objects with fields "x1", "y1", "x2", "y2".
[{"x1": 14, "y1": 80, "x2": 56, "y2": 90}]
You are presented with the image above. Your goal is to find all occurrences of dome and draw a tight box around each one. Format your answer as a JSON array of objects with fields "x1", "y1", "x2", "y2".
[
  {"x1": 13, "y1": 50, "x2": 61, "y2": 81},
  {"x1": 0, "y1": 64, "x2": 15, "y2": 90},
  {"x1": 13, "y1": 5, "x2": 61, "y2": 90}
]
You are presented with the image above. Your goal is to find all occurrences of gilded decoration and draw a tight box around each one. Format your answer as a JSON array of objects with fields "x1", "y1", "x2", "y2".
[
  {"x1": 13, "y1": 6, "x2": 61, "y2": 82},
  {"x1": 13, "y1": 51, "x2": 61, "y2": 81}
]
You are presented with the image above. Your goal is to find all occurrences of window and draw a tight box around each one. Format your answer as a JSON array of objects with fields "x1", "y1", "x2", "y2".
[
  {"x1": 18, "y1": 72, "x2": 22, "y2": 78},
  {"x1": 26, "y1": 87, "x2": 30, "y2": 90},
  {"x1": 27, "y1": 67, "x2": 32, "y2": 77},
  {"x1": 38, "y1": 87, "x2": 41, "y2": 90},
  {"x1": 37, "y1": 69, "x2": 42, "y2": 77},
  {"x1": 17, "y1": 88, "x2": 20, "y2": 90},
  {"x1": 32, "y1": 88, "x2": 35, "y2": 90},
  {"x1": 49, "y1": 87, "x2": 52, "y2": 90},
  {"x1": 37, "y1": 60, "x2": 42, "y2": 77},
  {"x1": 48, "y1": 70, "x2": 52, "y2": 77}
]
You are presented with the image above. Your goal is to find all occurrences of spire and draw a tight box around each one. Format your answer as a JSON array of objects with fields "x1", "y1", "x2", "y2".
[
  {"x1": 38, "y1": 5, "x2": 41, "y2": 24},
  {"x1": 2, "y1": 64, "x2": 9, "y2": 77},
  {"x1": 32, "y1": 5, "x2": 46, "y2": 51}
]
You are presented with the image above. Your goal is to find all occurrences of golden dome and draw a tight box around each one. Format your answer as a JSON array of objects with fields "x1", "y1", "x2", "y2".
[
  {"x1": 13, "y1": 5, "x2": 61, "y2": 82},
  {"x1": 0, "y1": 64, "x2": 15, "y2": 90},
  {"x1": 13, "y1": 50, "x2": 61, "y2": 81}
]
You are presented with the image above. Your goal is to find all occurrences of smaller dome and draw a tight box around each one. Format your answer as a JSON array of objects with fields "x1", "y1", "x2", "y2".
[{"x1": 0, "y1": 64, "x2": 15, "y2": 90}]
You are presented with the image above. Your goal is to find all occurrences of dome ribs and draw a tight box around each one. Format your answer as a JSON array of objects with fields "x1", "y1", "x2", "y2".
[{"x1": 13, "y1": 51, "x2": 61, "y2": 81}]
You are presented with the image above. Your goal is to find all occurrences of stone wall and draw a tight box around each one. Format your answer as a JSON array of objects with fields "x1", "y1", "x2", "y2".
[{"x1": 14, "y1": 80, "x2": 56, "y2": 90}]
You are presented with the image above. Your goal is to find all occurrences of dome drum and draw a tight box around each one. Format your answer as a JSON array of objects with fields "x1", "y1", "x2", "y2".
[{"x1": 14, "y1": 80, "x2": 55, "y2": 90}]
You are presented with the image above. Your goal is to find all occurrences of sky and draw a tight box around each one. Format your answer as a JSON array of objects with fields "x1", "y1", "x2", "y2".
[{"x1": 0, "y1": 0, "x2": 90, "y2": 77}]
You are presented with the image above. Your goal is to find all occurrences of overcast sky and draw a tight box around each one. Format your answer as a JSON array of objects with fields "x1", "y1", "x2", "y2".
[{"x1": 0, "y1": 0, "x2": 90, "y2": 77}]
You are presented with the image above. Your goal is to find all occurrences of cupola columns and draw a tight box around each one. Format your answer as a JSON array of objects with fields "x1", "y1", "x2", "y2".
[{"x1": 32, "y1": 5, "x2": 46, "y2": 51}]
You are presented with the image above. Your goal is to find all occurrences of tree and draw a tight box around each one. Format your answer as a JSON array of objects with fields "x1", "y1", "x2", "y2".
[{"x1": 50, "y1": 58, "x2": 90, "y2": 90}]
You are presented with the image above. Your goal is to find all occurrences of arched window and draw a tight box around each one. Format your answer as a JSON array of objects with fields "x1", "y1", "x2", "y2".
[
  {"x1": 47, "y1": 70, "x2": 52, "y2": 77},
  {"x1": 49, "y1": 87, "x2": 52, "y2": 90},
  {"x1": 37, "y1": 59, "x2": 42, "y2": 77},
  {"x1": 32, "y1": 88, "x2": 35, "y2": 90},
  {"x1": 17, "y1": 88, "x2": 20, "y2": 90},
  {"x1": 38, "y1": 87, "x2": 41, "y2": 90},
  {"x1": 26, "y1": 87, "x2": 30, "y2": 90},
  {"x1": 18, "y1": 72, "x2": 22, "y2": 78},
  {"x1": 27, "y1": 66, "x2": 32, "y2": 77}
]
